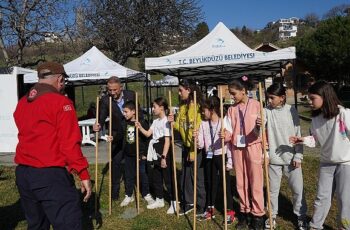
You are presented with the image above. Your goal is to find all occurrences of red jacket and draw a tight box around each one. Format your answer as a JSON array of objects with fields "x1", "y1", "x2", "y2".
[{"x1": 14, "y1": 83, "x2": 90, "y2": 180}]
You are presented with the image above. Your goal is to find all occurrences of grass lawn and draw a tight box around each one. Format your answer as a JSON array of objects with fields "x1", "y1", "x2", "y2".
[{"x1": 0, "y1": 120, "x2": 338, "y2": 229}]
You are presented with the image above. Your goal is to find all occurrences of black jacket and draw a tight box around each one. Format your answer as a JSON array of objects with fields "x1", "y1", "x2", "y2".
[{"x1": 98, "y1": 90, "x2": 135, "y2": 144}]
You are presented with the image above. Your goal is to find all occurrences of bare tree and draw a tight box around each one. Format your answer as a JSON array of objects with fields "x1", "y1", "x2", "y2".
[
  {"x1": 303, "y1": 13, "x2": 319, "y2": 27},
  {"x1": 0, "y1": 9, "x2": 9, "y2": 64},
  {"x1": 0, "y1": 0, "x2": 73, "y2": 67},
  {"x1": 324, "y1": 4, "x2": 350, "y2": 19},
  {"x1": 81, "y1": 0, "x2": 203, "y2": 65}
]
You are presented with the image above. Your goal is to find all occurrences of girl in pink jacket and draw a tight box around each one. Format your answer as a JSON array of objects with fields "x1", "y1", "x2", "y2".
[{"x1": 223, "y1": 76, "x2": 264, "y2": 230}]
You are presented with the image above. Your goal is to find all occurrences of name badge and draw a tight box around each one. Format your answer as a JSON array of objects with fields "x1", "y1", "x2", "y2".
[
  {"x1": 206, "y1": 146, "x2": 213, "y2": 159},
  {"x1": 236, "y1": 135, "x2": 246, "y2": 147}
]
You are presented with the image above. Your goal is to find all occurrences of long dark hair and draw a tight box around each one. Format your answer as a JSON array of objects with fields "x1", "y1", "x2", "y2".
[
  {"x1": 267, "y1": 83, "x2": 286, "y2": 105},
  {"x1": 179, "y1": 79, "x2": 203, "y2": 106},
  {"x1": 308, "y1": 80, "x2": 342, "y2": 119},
  {"x1": 202, "y1": 96, "x2": 221, "y2": 117},
  {"x1": 153, "y1": 97, "x2": 169, "y2": 115},
  {"x1": 228, "y1": 75, "x2": 254, "y2": 93}
]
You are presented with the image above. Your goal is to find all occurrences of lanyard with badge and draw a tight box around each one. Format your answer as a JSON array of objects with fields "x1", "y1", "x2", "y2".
[
  {"x1": 207, "y1": 120, "x2": 219, "y2": 159},
  {"x1": 237, "y1": 99, "x2": 249, "y2": 148}
]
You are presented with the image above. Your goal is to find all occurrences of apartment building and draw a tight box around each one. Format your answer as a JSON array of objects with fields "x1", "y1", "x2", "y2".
[{"x1": 278, "y1": 17, "x2": 299, "y2": 40}]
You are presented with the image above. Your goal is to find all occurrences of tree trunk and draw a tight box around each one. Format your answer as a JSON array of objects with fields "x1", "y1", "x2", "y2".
[
  {"x1": 0, "y1": 37, "x2": 9, "y2": 66},
  {"x1": 0, "y1": 10, "x2": 9, "y2": 66},
  {"x1": 17, "y1": 47, "x2": 23, "y2": 66}
]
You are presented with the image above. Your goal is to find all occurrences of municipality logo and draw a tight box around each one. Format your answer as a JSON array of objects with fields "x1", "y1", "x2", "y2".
[
  {"x1": 212, "y1": 38, "x2": 225, "y2": 48},
  {"x1": 81, "y1": 58, "x2": 91, "y2": 66}
]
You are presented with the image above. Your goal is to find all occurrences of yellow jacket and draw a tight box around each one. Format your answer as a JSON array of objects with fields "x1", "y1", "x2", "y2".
[{"x1": 174, "y1": 103, "x2": 202, "y2": 155}]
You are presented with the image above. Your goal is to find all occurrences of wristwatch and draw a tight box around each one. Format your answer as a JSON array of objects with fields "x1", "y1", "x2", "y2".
[{"x1": 161, "y1": 155, "x2": 166, "y2": 159}]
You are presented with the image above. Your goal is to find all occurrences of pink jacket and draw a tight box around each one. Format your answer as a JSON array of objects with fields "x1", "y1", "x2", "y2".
[{"x1": 224, "y1": 99, "x2": 261, "y2": 147}]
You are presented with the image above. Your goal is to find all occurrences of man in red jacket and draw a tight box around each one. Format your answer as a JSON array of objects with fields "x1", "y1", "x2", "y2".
[{"x1": 14, "y1": 62, "x2": 91, "y2": 230}]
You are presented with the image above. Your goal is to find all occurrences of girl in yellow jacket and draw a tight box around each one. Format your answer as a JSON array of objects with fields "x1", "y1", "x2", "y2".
[{"x1": 169, "y1": 79, "x2": 206, "y2": 216}]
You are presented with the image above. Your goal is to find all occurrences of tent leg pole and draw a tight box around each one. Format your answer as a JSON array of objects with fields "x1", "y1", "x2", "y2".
[
  {"x1": 146, "y1": 72, "x2": 150, "y2": 122},
  {"x1": 81, "y1": 86, "x2": 85, "y2": 106},
  {"x1": 292, "y1": 59, "x2": 298, "y2": 111}
]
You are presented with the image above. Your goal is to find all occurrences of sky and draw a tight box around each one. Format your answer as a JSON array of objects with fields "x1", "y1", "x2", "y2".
[{"x1": 200, "y1": 0, "x2": 350, "y2": 30}]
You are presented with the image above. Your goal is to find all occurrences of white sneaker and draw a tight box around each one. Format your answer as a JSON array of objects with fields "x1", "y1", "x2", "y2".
[
  {"x1": 167, "y1": 200, "x2": 177, "y2": 214},
  {"x1": 147, "y1": 198, "x2": 165, "y2": 209},
  {"x1": 143, "y1": 193, "x2": 155, "y2": 205},
  {"x1": 120, "y1": 195, "x2": 134, "y2": 207},
  {"x1": 264, "y1": 218, "x2": 276, "y2": 229}
]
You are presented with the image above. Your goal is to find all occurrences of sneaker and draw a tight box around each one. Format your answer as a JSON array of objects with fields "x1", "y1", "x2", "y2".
[
  {"x1": 166, "y1": 200, "x2": 178, "y2": 214},
  {"x1": 198, "y1": 207, "x2": 215, "y2": 221},
  {"x1": 297, "y1": 219, "x2": 308, "y2": 230},
  {"x1": 196, "y1": 207, "x2": 206, "y2": 217},
  {"x1": 264, "y1": 218, "x2": 276, "y2": 229},
  {"x1": 253, "y1": 216, "x2": 264, "y2": 230},
  {"x1": 143, "y1": 193, "x2": 155, "y2": 205},
  {"x1": 147, "y1": 198, "x2": 165, "y2": 209},
  {"x1": 236, "y1": 212, "x2": 248, "y2": 230},
  {"x1": 120, "y1": 195, "x2": 134, "y2": 207},
  {"x1": 224, "y1": 210, "x2": 235, "y2": 225},
  {"x1": 179, "y1": 204, "x2": 194, "y2": 216}
]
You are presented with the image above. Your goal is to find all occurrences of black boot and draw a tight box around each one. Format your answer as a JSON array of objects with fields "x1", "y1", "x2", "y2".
[
  {"x1": 236, "y1": 212, "x2": 248, "y2": 230},
  {"x1": 253, "y1": 216, "x2": 264, "y2": 230}
]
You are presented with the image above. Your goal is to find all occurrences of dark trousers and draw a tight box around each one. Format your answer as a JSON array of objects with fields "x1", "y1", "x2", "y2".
[
  {"x1": 124, "y1": 155, "x2": 150, "y2": 197},
  {"x1": 205, "y1": 155, "x2": 233, "y2": 210},
  {"x1": 181, "y1": 148, "x2": 206, "y2": 211},
  {"x1": 111, "y1": 143, "x2": 124, "y2": 199},
  {"x1": 15, "y1": 165, "x2": 82, "y2": 230},
  {"x1": 150, "y1": 154, "x2": 175, "y2": 200}
]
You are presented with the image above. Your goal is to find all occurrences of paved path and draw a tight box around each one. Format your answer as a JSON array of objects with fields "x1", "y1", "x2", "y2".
[
  {"x1": 0, "y1": 141, "x2": 183, "y2": 166},
  {"x1": 81, "y1": 140, "x2": 183, "y2": 164}
]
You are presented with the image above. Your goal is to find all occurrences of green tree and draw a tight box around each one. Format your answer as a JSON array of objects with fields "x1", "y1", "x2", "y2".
[
  {"x1": 193, "y1": 21, "x2": 209, "y2": 41},
  {"x1": 296, "y1": 16, "x2": 350, "y2": 82}
]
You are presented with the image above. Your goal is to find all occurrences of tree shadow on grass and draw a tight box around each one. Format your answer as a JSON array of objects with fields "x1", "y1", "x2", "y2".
[
  {"x1": 0, "y1": 199, "x2": 25, "y2": 230},
  {"x1": 80, "y1": 163, "x2": 114, "y2": 230},
  {"x1": 81, "y1": 185, "x2": 103, "y2": 230}
]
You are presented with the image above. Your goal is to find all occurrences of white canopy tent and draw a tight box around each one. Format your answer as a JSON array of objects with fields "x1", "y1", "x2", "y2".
[
  {"x1": 145, "y1": 22, "x2": 296, "y2": 85},
  {"x1": 24, "y1": 46, "x2": 145, "y2": 85},
  {"x1": 0, "y1": 67, "x2": 36, "y2": 153}
]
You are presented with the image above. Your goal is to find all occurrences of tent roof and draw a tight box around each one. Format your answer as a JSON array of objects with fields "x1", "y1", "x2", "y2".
[
  {"x1": 145, "y1": 22, "x2": 295, "y2": 85},
  {"x1": 24, "y1": 46, "x2": 145, "y2": 85},
  {"x1": 150, "y1": 75, "x2": 178, "y2": 87},
  {"x1": 0, "y1": 66, "x2": 36, "y2": 75}
]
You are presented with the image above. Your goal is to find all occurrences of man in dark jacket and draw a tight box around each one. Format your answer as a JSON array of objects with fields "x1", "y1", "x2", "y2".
[{"x1": 93, "y1": 76, "x2": 135, "y2": 200}]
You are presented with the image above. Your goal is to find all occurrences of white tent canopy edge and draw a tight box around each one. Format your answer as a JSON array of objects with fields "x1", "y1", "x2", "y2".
[
  {"x1": 24, "y1": 46, "x2": 145, "y2": 84},
  {"x1": 145, "y1": 22, "x2": 295, "y2": 81}
]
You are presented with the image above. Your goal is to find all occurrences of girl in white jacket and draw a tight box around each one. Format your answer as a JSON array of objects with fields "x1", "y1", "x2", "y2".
[{"x1": 290, "y1": 81, "x2": 350, "y2": 230}]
